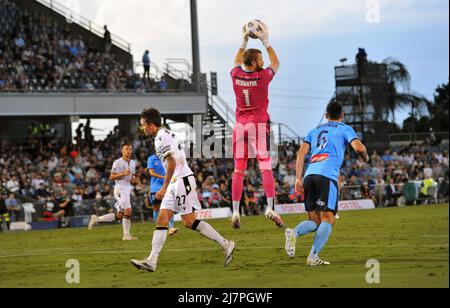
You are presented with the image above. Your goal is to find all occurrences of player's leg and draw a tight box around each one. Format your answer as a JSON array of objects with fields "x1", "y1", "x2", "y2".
[
  {"x1": 231, "y1": 158, "x2": 247, "y2": 229},
  {"x1": 131, "y1": 209, "x2": 174, "y2": 272},
  {"x1": 153, "y1": 209, "x2": 159, "y2": 223},
  {"x1": 231, "y1": 125, "x2": 249, "y2": 229},
  {"x1": 90, "y1": 187, "x2": 123, "y2": 229},
  {"x1": 122, "y1": 207, "x2": 138, "y2": 241},
  {"x1": 256, "y1": 123, "x2": 284, "y2": 228},
  {"x1": 89, "y1": 209, "x2": 111, "y2": 229},
  {"x1": 121, "y1": 190, "x2": 137, "y2": 240},
  {"x1": 182, "y1": 212, "x2": 236, "y2": 267},
  {"x1": 285, "y1": 176, "x2": 319, "y2": 257},
  {"x1": 168, "y1": 215, "x2": 178, "y2": 236},
  {"x1": 184, "y1": 175, "x2": 235, "y2": 266},
  {"x1": 307, "y1": 177, "x2": 338, "y2": 266}
]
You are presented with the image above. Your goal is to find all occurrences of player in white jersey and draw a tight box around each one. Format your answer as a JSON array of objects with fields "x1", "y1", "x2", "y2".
[
  {"x1": 131, "y1": 107, "x2": 236, "y2": 272},
  {"x1": 88, "y1": 143, "x2": 139, "y2": 241}
]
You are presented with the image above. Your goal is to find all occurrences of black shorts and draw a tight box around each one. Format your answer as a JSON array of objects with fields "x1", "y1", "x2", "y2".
[{"x1": 303, "y1": 175, "x2": 339, "y2": 214}]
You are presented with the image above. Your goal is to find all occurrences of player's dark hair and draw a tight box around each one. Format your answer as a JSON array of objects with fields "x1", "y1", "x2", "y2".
[
  {"x1": 121, "y1": 142, "x2": 132, "y2": 150},
  {"x1": 141, "y1": 107, "x2": 162, "y2": 127},
  {"x1": 326, "y1": 100, "x2": 343, "y2": 120},
  {"x1": 243, "y1": 49, "x2": 262, "y2": 67}
]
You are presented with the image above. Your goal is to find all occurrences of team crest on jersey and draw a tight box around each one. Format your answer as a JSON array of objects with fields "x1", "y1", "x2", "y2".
[{"x1": 311, "y1": 154, "x2": 329, "y2": 163}]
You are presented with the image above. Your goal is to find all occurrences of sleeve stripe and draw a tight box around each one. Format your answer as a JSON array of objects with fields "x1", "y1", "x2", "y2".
[
  {"x1": 267, "y1": 67, "x2": 276, "y2": 75},
  {"x1": 162, "y1": 151, "x2": 175, "y2": 159},
  {"x1": 349, "y1": 138, "x2": 360, "y2": 144},
  {"x1": 303, "y1": 140, "x2": 311, "y2": 145}
]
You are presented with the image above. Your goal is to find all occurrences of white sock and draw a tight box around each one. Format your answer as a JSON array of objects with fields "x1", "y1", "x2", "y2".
[
  {"x1": 98, "y1": 213, "x2": 116, "y2": 223},
  {"x1": 267, "y1": 198, "x2": 274, "y2": 212},
  {"x1": 123, "y1": 218, "x2": 131, "y2": 236},
  {"x1": 196, "y1": 221, "x2": 228, "y2": 249},
  {"x1": 232, "y1": 201, "x2": 240, "y2": 215},
  {"x1": 148, "y1": 229, "x2": 168, "y2": 260}
]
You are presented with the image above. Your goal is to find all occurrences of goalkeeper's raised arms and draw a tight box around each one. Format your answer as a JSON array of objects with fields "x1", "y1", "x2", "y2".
[
  {"x1": 235, "y1": 24, "x2": 250, "y2": 66},
  {"x1": 254, "y1": 21, "x2": 279, "y2": 73}
]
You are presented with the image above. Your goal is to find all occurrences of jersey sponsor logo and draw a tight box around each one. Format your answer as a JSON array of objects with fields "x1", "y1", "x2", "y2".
[
  {"x1": 316, "y1": 199, "x2": 326, "y2": 207},
  {"x1": 310, "y1": 154, "x2": 329, "y2": 163}
]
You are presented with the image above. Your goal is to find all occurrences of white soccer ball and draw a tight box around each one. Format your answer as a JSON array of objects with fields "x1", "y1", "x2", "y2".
[{"x1": 246, "y1": 19, "x2": 263, "y2": 39}]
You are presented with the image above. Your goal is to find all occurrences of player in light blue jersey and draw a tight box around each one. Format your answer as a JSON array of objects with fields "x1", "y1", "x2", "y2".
[
  {"x1": 147, "y1": 154, "x2": 178, "y2": 236},
  {"x1": 285, "y1": 101, "x2": 369, "y2": 266}
]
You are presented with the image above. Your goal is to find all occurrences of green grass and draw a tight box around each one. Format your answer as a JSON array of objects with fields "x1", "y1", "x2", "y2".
[{"x1": 0, "y1": 205, "x2": 448, "y2": 288}]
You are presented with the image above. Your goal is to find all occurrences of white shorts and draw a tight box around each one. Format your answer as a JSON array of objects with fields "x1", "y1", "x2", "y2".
[
  {"x1": 161, "y1": 175, "x2": 201, "y2": 216},
  {"x1": 114, "y1": 186, "x2": 132, "y2": 212}
]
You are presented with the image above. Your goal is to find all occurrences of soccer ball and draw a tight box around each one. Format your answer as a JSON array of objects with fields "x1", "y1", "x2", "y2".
[{"x1": 246, "y1": 19, "x2": 263, "y2": 39}]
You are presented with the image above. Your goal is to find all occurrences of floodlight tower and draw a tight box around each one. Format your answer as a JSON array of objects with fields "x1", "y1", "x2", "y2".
[{"x1": 190, "y1": 0, "x2": 201, "y2": 92}]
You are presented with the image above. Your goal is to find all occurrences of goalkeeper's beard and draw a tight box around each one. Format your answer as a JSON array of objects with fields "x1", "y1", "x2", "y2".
[{"x1": 256, "y1": 65, "x2": 264, "y2": 72}]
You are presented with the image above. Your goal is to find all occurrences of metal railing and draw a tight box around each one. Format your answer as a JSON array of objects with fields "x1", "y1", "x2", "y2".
[
  {"x1": 209, "y1": 92, "x2": 236, "y2": 127},
  {"x1": 276, "y1": 123, "x2": 303, "y2": 144},
  {"x1": 165, "y1": 58, "x2": 193, "y2": 83},
  {"x1": 35, "y1": 0, "x2": 132, "y2": 53},
  {"x1": 133, "y1": 62, "x2": 165, "y2": 81}
]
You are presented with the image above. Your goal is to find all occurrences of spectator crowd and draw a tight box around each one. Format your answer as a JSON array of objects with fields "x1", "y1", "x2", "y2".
[
  {"x1": 0, "y1": 0, "x2": 169, "y2": 93},
  {"x1": 1, "y1": 123, "x2": 448, "y2": 231}
]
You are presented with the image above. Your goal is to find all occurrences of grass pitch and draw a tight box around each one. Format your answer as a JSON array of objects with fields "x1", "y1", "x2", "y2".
[{"x1": 0, "y1": 205, "x2": 448, "y2": 288}]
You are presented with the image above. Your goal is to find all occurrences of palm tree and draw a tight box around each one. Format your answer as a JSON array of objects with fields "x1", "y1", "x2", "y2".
[{"x1": 384, "y1": 58, "x2": 429, "y2": 123}]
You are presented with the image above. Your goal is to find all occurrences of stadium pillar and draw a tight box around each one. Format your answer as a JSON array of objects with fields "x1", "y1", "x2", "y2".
[{"x1": 190, "y1": 0, "x2": 201, "y2": 92}]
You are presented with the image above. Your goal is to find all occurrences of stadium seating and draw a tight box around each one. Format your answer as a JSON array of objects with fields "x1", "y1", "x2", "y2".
[{"x1": 0, "y1": 0, "x2": 167, "y2": 93}]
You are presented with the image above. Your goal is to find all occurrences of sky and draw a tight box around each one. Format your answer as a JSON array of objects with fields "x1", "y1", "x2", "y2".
[{"x1": 67, "y1": 0, "x2": 449, "y2": 137}]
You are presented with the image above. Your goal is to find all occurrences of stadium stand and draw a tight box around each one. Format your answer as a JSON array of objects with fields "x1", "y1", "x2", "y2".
[{"x1": 0, "y1": 0, "x2": 179, "y2": 93}]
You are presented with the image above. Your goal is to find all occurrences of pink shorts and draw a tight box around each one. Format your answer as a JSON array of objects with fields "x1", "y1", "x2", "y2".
[{"x1": 233, "y1": 122, "x2": 271, "y2": 162}]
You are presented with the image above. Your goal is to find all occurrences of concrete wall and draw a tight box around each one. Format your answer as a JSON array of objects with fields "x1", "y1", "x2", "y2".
[{"x1": 0, "y1": 93, "x2": 208, "y2": 117}]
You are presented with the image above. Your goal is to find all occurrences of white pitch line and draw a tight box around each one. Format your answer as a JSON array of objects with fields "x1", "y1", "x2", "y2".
[{"x1": 0, "y1": 244, "x2": 448, "y2": 259}]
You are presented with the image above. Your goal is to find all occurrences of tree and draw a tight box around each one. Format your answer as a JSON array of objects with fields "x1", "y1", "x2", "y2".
[
  {"x1": 427, "y1": 82, "x2": 449, "y2": 132},
  {"x1": 383, "y1": 58, "x2": 429, "y2": 124}
]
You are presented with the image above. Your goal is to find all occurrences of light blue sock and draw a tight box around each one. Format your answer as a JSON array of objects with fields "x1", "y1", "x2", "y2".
[
  {"x1": 309, "y1": 222, "x2": 333, "y2": 258},
  {"x1": 169, "y1": 217, "x2": 175, "y2": 229},
  {"x1": 153, "y1": 210, "x2": 160, "y2": 223},
  {"x1": 294, "y1": 220, "x2": 318, "y2": 238}
]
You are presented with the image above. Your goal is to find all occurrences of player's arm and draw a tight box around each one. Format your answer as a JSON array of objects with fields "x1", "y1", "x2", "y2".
[
  {"x1": 351, "y1": 139, "x2": 369, "y2": 163},
  {"x1": 266, "y1": 46, "x2": 280, "y2": 73},
  {"x1": 149, "y1": 168, "x2": 165, "y2": 179},
  {"x1": 155, "y1": 154, "x2": 176, "y2": 200},
  {"x1": 295, "y1": 142, "x2": 311, "y2": 195},
  {"x1": 234, "y1": 24, "x2": 249, "y2": 66},
  {"x1": 110, "y1": 169, "x2": 131, "y2": 181},
  {"x1": 255, "y1": 22, "x2": 280, "y2": 73}
]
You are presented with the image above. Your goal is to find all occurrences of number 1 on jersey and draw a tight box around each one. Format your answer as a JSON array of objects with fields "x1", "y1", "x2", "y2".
[{"x1": 243, "y1": 89, "x2": 251, "y2": 107}]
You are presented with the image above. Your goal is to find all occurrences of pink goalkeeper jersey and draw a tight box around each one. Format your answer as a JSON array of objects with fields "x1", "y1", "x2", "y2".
[{"x1": 231, "y1": 66, "x2": 276, "y2": 124}]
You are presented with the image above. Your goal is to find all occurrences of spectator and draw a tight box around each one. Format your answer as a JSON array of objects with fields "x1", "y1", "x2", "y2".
[
  {"x1": 143, "y1": 50, "x2": 151, "y2": 80},
  {"x1": 158, "y1": 77, "x2": 168, "y2": 90},
  {"x1": 374, "y1": 175, "x2": 386, "y2": 207},
  {"x1": 386, "y1": 178, "x2": 402, "y2": 207},
  {"x1": 283, "y1": 169, "x2": 296, "y2": 189},
  {"x1": 6, "y1": 175, "x2": 20, "y2": 193},
  {"x1": 0, "y1": 185, "x2": 11, "y2": 231},
  {"x1": 104, "y1": 25, "x2": 112, "y2": 52},
  {"x1": 14, "y1": 34, "x2": 25, "y2": 48},
  {"x1": 361, "y1": 182, "x2": 371, "y2": 200},
  {"x1": 5, "y1": 193, "x2": 21, "y2": 222},
  {"x1": 72, "y1": 188, "x2": 83, "y2": 214},
  {"x1": 423, "y1": 163, "x2": 433, "y2": 179},
  {"x1": 208, "y1": 184, "x2": 221, "y2": 208}
]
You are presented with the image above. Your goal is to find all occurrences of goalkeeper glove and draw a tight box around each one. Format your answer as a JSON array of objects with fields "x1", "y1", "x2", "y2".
[
  {"x1": 256, "y1": 21, "x2": 271, "y2": 48},
  {"x1": 241, "y1": 25, "x2": 249, "y2": 49}
]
